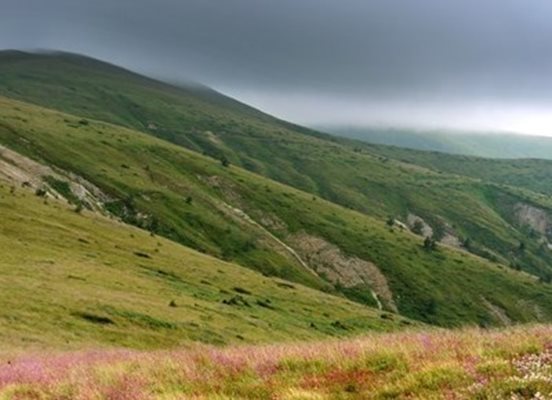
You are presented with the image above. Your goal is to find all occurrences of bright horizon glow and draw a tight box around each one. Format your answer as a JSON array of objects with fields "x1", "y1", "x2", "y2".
[{"x1": 220, "y1": 88, "x2": 552, "y2": 137}]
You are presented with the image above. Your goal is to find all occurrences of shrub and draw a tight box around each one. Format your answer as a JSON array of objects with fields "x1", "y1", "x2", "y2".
[
  {"x1": 220, "y1": 157, "x2": 230, "y2": 167},
  {"x1": 35, "y1": 187, "x2": 47, "y2": 197},
  {"x1": 412, "y1": 220, "x2": 425, "y2": 235},
  {"x1": 423, "y1": 236, "x2": 437, "y2": 251}
]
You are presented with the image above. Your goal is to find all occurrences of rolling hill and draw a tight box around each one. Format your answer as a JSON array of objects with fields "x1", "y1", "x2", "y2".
[
  {"x1": 0, "y1": 51, "x2": 551, "y2": 342},
  {"x1": 1, "y1": 51, "x2": 552, "y2": 286},
  {"x1": 0, "y1": 94, "x2": 551, "y2": 333},
  {"x1": 1, "y1": 164, "x2": 410, "y2": 349}
]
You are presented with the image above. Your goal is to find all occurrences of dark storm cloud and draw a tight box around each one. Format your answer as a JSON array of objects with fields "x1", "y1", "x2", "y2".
[{"x1": 3, "y1": 0, "x2": 552, "y2": 133}]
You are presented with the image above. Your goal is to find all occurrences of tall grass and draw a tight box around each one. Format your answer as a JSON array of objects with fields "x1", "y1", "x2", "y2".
[{"x1": 0, "y1": 325, "x2": 550, "y2": 399}]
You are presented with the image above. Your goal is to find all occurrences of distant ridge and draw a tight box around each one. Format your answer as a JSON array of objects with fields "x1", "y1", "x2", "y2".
[{"x1": 322, "y1": 125, "x2": 552, "y2": 159}]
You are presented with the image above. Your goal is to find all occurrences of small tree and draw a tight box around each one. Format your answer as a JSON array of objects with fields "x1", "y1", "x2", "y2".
[
  {"x1": 518, "y1": 241, "x2": 526, "y2": 252},
  {"x1": 423, "y1": 236, "x2": 437, "y2": 251},
  {"x1": 386, "y1": 217, "x2": 395, "y2": 227},
  {"x1": 35, "y1": 187, "x2": 47, "y2": 197},
  {"x1": 220, "y1": 157, "x2": 230, "y2": 167},
  {"x1": 412, "y1": 220, "x2": 424, "y2": 235}
]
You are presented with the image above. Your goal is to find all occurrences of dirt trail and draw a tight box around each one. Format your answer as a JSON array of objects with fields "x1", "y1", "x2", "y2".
[{"x1": 220, "y1": 203, "x2": 318, "y2": 277}]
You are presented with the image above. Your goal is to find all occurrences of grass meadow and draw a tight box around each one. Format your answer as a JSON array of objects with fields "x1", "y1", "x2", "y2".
[{"x1": 0, "y1": 325, "x2": 550, "y2": 399}]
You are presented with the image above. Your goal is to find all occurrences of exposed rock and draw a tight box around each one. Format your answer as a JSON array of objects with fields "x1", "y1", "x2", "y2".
[
  {"x1": 202, "y1": 175, "x2": 243, "y2": 206},
  {"x1": 0, "y1": 144, "x2": 110, "y2": 211},
  {"x1": 514, "y1": 202, "x2": 551, "y2": 236},
  {"x1": 393, "y1": 219, "x2": 409, "y2": 230},
  {"x1": 218, "y1": 202, "x2": 317, "y2": 277},
  {"x1": 481, "y1": 296, "x2": 511, "y2": 326},
  {"x1": 258, "y1": 213, "x2": 288, "y2": 234},
  {"x1": 289, "y1": 232, "x2": 397, "y2": 312},
  {"x1": 0, "y1": 144, "x2": 54, "y2": 188},
  {"x1": 440, "y1": 232, "x2": 462, "y2": 249},
  {"x1": 407, "y1": 213, "x2": 433, "y2": 237}
]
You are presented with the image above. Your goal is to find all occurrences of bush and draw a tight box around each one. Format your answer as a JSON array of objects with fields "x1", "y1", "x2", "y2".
[
  {"x1": 220, "y1": 157, "x2": 230, "y2": 167},
  {"x1": 35, "y1": 187, "x2": 47, "y2": 197},
  {"x1": 423, "y1": 236, "x2": 437, "y2": 251},
  {"x1": 412, "y1": 220, "x2": 425, "y2": 235}
]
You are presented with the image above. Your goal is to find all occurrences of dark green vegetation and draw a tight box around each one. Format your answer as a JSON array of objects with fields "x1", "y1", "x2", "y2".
[
  {"x1": 0, "y1": 51, "x2": 552, "y2": 340},
  {"x1": 325, "y1": 125, "x2": 552, "y2": 159}
]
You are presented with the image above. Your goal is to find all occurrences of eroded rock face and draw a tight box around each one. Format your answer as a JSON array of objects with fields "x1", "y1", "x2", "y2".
[
  {"x1": 440, "y1": 232, "x2": 462, "y2": 248},
  {"x1": 0, "y1": 144, "x2": 110, "y2": 211},
  {"x1": 289, "y1": 232, "x2": 397, "y2": 312},
  {"x1": 0, "y1": 144, "x2": 54, "y2": 187},
  {"x1": 514, "y1": 203, "x2": 551, "y2": 236},
  {"x1": 407, "y1": 213, "x2": 433, "y2": 237},
  {"x1": 481, "y1": 296, "x2": 512, "y2": 326}
]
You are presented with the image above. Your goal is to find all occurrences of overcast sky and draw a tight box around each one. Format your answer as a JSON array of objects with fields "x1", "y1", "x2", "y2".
[{"x1": 3, "y1": 0, "x2": 552, "y2": 135}]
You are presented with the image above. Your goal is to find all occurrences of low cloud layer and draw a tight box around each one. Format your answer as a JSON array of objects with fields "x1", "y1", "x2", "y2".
[{"x1": 3, "y1": 0, "x2": 552, "y2": 134}]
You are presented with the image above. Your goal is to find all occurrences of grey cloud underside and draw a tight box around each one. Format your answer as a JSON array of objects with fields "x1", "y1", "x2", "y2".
[{"x1": 3, "y1": 0, "x2": 552, "y2": 133}]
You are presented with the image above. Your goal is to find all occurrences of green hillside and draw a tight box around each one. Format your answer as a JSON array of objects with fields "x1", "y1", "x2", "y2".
[
  {"x1": 1, "y1": 51, "x2": 552, "y2": 285},
  {"x1": 358, "y1": 143, "x2": 552, "y2": 197},
  {"x1": 1, "y1": 176, "x2": 412, "y2": 349},
  {"x1": 1, "y1": 96, "x2": 551, "y2": 330},
  {"x1": 324, "y1": 125, "x2": 552, "y2": 160}
]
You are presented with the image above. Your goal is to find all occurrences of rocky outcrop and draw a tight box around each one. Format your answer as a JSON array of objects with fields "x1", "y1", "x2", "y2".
[
  {"x1": 0, "y1": 144, "x2": 110, "y2": 211},
  {"x1": 481, "y1": 296, "x2": 512, "y2": 326},
  {"x1": 289, "y1": 232, "x2": 397, "y2": 312},
  {"x1": 407, "y1": 213, "x2": 433, "y2": 237},
  {"x1": 514, "y1": 202, "x2": 551, "y2": 236},
  {"x1": 440, "y1": 232, "x2": 462, "y2": 248}
]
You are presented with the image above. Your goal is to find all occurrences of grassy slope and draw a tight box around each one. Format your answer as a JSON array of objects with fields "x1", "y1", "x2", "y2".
[
  {"x1": 1, "y1": 325, "x2": 550, "y2": 399},
  {"x1": 1, "y1": 97, "x2": 551, "y2": 328},
  {"x1": 1, "y1": 52, "x2": 552, "y2": 283},
  {"x1": 0, "y1": 180, "x2": 410, "y2": 350},
  {"x1": 359, "y1": 143, "x2": 552, "y2": 197}
]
